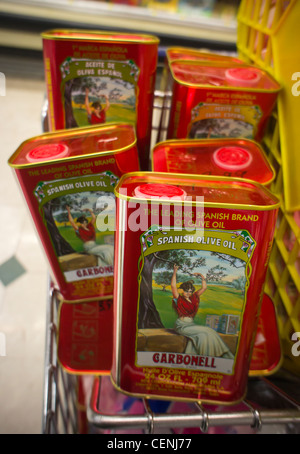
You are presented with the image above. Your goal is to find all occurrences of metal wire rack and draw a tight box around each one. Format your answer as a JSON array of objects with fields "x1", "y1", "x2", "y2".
[
  {"x1": 42, "y1": 280, "x2": 79, "y2": 434},
  {"x1": 88, "y1": 377, "x2": 300, "y2": 434}
]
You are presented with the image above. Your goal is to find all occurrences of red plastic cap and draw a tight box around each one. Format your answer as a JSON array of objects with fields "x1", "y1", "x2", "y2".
[
  {"x1": 26, "y1": 143, "x2": 69, "y2": 162},
  {"x1": 134, "y1": 183, "x2": 186, "y2": 200},
  {"x1": 213, "y1": 146, "x2": 253, "y2": 170},
  {"x1": 225, "y1": 67, "x2": 261, "y2": 87}
]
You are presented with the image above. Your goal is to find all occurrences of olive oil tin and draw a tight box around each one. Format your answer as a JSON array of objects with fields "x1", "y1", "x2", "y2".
[
  {"x1": 167, "y1": 61, "x2": 280, "y2": 143},
  {"x1": 111, "y1": 172, "x2": 280, "y2": 404},
  {"x1": 42, "y1": 29, "x2": 159, "y2": 170},
  {"x1": 159, "y1": 49, "x2": 244, "y2": 140},
  {"x1": 151, "y1": 138, "x2": 275, "y2": 186},
  {"x1": 57, "y1": 299, "x2": 113, "y2": 375},
  {"x1": 8, "y1": 123, "x2": 139, "y2": 302}
]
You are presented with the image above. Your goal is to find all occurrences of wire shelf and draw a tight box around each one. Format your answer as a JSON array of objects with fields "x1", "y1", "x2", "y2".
[
  {"x1": 87, "y1": 375, "x2": 300, "y2": 435},
  {"x1": 42, "y1": 280, "x2": 79, "y2": 434}
]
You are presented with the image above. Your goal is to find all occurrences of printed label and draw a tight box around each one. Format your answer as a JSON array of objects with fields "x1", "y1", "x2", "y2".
[
  {"x1": 68, "y1": 300, "x2": 112, "y2": 370},
  {"x1": 60, "y1": 57, "x2": 139, "y2": 129},
  {"x1": 188, "y1": 102, "x2": 262, "y2": 139},
  {"x1": 34, "y1": 172, "x2": 118, "y2": 285},
  {"x1": 136, "y1": 226, "x2": 256, "y2": 375}
]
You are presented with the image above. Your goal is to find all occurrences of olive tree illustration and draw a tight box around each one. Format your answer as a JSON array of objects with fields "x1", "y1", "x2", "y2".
[
  {"x1": 138, "y1": 250, "x2": 206, "y2": 329},
  {"x1": 43, "y1": 197, "x2": 75, "y2": 257},
  {"x1": 231, "y1": 276, "x2": 247, "y2": 295},
  {"x1": 189, "y1": 118, "x2": 223, "y2": 139},
  {"x1": 154, "y1": 270, "x2": 173, "y2": 292},
  {"x1": 206, "y1": 265, "x2": 227, "y2": 282},
  {"x1": 83, "y1": 78, "x2": 108, "y2": 102},
  {"x1": 210, "y1": 252, "x2": 245, "y2": 269},
  {"x1": 64, "y1": 77, "x2": 82, "y2": 128},
  {"x1": 209, "y1": 253, "x2": 246, "y2": 293}
]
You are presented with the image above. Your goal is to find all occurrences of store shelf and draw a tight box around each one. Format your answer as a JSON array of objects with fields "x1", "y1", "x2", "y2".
[
  {"x1": 0, "y1": 0, "x2": 237, "y2": 52},
  {"x1": 236, "y1": 0, "x2": 300, "y2": 377}
]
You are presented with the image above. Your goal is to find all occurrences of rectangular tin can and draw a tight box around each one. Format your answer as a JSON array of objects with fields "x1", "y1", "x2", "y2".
[
  {"x1": 57, "y1": 298, "x2": 113, "y2": 375},
  {"x1": 8, "y1": 123, "x2": 139, "y2": 302},
  {"x1": 151, "y1": 138, "x2": 275, "y2": 187},
  {"x1": 42, "y1": 29, "x2": 159, "y2": 171},
  {"x1": 111, "y1": 172, "x2": 280, "y2": 404},
  {"x1": 166, "y1": 60, "x2": 280, "y2": 143},
  {"x1": 159, "y1": 49, "x2": 243, "y2": 142}
]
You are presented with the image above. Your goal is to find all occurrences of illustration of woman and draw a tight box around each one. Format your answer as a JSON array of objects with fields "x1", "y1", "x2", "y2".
[
  {"x1": 66, "y1": 205, "x2": 114, "y2": 267},
  {"x1": 171, "y1": 264, "x2": 234, "y2": 359},
  {"x1": 85, "y1": 87, "x2": 110, "y2": 125}
]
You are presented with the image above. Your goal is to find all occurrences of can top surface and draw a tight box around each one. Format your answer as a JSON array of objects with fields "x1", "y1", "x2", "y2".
[
  {"x1": 41, "y1": 29, "x2": 159, "y2": 44},
  {"x1": 166, "y1": 47, "x2": 242, "y2": 64},
  {"x1": 170, "y1": 60, "x2": 280, "y2": 91},
  {"x1": 151, "y1": 138, "x2": 275, "y2": 185},
  {"x1": 8, "y1": 123, "x2": 136, "y2": 168},
  {"x1": 114, "y1": 172, "x2": 280, "y2": 210}
]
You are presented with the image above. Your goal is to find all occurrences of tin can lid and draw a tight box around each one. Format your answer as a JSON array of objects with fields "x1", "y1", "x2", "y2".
[
  {"x1": 26, "y1": 143, "x2": 69, "y2": 162},
  {"x1": 213, "y1": 146, "x2": 253, "y2": 170},
  {"x1": 134, "y1": 183, "x2": 186, "y2": 200},
  {"x1": 225, "y1": 67, "x2": 261, "y2": 87},
  {"x1": 116, "y1": 172, "x2": 280, "y2": 209}
]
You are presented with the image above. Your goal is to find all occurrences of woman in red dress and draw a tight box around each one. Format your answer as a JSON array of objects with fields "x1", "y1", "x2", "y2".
[
  {"x1": 85, "y1": 87, "x2": 110, "y2": 125},
  {"x1": 171, "y1": 264, "x2": 233, "y2": 359},
  {"x1": 66, "y1": 205, "x2": 113, "y2": 267}
]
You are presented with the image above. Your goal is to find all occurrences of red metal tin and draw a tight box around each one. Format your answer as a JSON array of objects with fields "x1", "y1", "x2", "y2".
[
  {"x1": 249, "y1": 294, "x2": 282, "y2": 376},
  {"x1": 42, "y1": 29, "x2": 159, "y2": 170},
  {"x1": 166, "y1": 61, "x2": 280, "y2": 143},
  {"x1": 151, "y1": 138, "x2": 275, "y2": 186},
  {"x1": 57, "y1": 299, "x2": 113, "y2": 374},
  {"x1": 159, "y1": 49, "x2": 243, "y2": 137},
  {"x1": 8, "y1": 123, "x2": 139, "y2": 302},
  {"x1": 112, "y1": 172, "x2": 280, "y2": 404}
]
